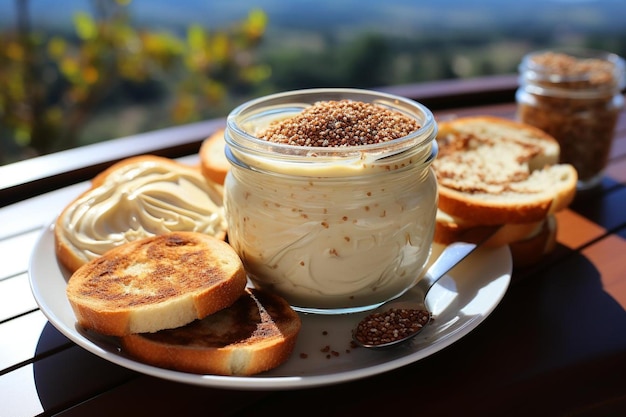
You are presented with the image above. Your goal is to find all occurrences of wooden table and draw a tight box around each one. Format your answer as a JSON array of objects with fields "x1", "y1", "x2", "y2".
[{"x1": 2, "y1": 78, "x2": 625, "y2": 416}]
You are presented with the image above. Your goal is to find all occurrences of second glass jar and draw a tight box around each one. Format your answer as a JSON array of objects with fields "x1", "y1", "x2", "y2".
[
  {"x1": 223, "y1": 88, "x2": 439, "y2": 314},
  {"x1": 516, "y1": 48, "x2": 625, "y2": 189}
]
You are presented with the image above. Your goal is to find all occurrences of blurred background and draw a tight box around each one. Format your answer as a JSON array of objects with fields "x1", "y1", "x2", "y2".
[{"x1": 1, "y1": 0, "x2": 625, "y2": 165}]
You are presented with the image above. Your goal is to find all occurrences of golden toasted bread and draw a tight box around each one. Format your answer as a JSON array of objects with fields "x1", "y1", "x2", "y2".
[
  {"x1": 434, "y1": 208, "x2": 546, "y2": 247},
  {"x1": 55, "y1": 155, "x2": 227, "y2": 273},
  {"x1": 434, "y1": 116, "x2": 577, "y2": 225},
  {"x1": 199, "y1": 129, "x2": 230, "y2": 185},
  {"x1": 508, "y1": 214, "x2": 557, "y2": 268},
  {"x1": 431, "y1": 116, "x2": 577, "y2": 267},
  {"x1": 66, "y1": 232, "x2": 247, "y2": 336},
  {"x1": 121, "y1": 287, "x2": 302, "y2": 376},
  {"x1": 434, "y1": 209, "x2": 557, "y2": 267}
]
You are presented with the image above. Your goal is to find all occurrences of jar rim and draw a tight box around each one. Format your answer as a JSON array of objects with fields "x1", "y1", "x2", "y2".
[
  {"x1": 518, "y1": 48, "x2": 626, "y2": 93},
  {"x1": 225, "y1": 88, "x2": 437, "y2": 162}
]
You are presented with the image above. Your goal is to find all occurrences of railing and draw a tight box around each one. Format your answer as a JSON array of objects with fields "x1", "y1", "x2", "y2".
[{"x1": 0, "y1": 74, "x2": 519, "y2": 207}]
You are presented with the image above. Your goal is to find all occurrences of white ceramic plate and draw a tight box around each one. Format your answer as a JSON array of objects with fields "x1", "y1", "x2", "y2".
[{"x1": 29, "y1": 223, "x2": 511, "y2": 390}]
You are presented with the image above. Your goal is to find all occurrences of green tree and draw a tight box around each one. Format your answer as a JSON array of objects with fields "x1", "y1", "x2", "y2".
[{"x1": 0, "y1": 0, "x2": 268, "y2": 165}]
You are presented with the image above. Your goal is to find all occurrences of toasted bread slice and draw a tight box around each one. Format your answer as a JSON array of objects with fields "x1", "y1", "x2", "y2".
[
  {"x1": 55, "y1": 155, "x2": 227, "y2": 273},
  {"x1": 509, "y1": 214, "x2": 557, "y2": 268},
  {"x1": 434, "y1": 116, "x2": 577, "y2": 225},
  {"x1": 199, "y1": 128, "x2": 230, "y2": 185},
  {"x1": 66, "y1": 232, "x2": 247, "y2": 336},
  {"x1": 434, "y1": 208, "x2": 557, "y2": 267},
  {"x1": 434, "y1": 208, "x2": 546, "y2": 247},
  {"x1": 120, "y1": 287, "x2": 302, "y2": 376}
]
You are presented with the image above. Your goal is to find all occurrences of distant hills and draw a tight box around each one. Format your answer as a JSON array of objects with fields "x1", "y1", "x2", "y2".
[{"x1": 1, "y1": 0, "x2": 625, "y2": 36}]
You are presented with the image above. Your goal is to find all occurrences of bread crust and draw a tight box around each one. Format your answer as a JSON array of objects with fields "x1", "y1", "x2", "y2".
[
  {"x1": 509, "y1": 214, "x2": 557, "y2": 268},
  {"x1": 434, "y1": 209, "x2": 545, "y2": 247},
  {"x1": 66, "y1": 232, "x2": 247, "y2": 336},
  {"x1": 55, "y1": 155, "x2": 227, "y2": 273},
  {"x1": 55, "y1": 223, "x2": 92, "y2": 274},
  {"x1": 199, "y1": 128, "x2": 230, "y2": 185},
  {"x1": 434, "y1": 116, "x2": 577, "y2": 224},
  {"x1": 434, "y1": 211, "x2": 557, "y2": 267},
  {"x1": 120, "y1": 287, "x2": 302, "y2": 376}
]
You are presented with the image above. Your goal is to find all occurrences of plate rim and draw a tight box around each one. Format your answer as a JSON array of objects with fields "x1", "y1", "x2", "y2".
[{"x1": 29, "y1": 223, "x2": 512, "y2": 390}]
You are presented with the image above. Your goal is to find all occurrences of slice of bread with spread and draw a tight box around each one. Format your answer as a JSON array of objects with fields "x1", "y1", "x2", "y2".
[
  {"x1": 434, "y1": 116, "x2": 577, "y2": 225},
  {"x1": 66, "y1": 232, "x2": 247, "y2": 336},
  {"x1": 55, "y1": 155, "x2": 227, "y2": 273},
  {"x1": 432, "y1": 116, "x2": 577, "y2": 266},
  {"x1": 121, "y1": 287, "x2": 302, "y2": 376}
]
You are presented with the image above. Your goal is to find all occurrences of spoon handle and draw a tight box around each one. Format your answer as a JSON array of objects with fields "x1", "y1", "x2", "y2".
[
  {"x1": 420, "y1": 242, "x2": 479, "y2": 288},
  {"x1": 419, "y1": 228, "x2": 501, "y2": 295}
]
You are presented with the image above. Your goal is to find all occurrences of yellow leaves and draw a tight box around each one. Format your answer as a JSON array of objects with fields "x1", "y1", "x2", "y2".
[
  {"x1": 181, "y1": 17, "x2": 268, "y2": 83},
  {"x1": 117, "y1": 55, "x2": 145, "y2": 80},
  {"x1": 5, "y1": 42, "x2": 24, "y2": 61},
  {"x1": 47, "y1": 37, "x2": 66, "y2": 59},
  {"x1": 171, "y1": 92, "x2": 196, "y2": 123},
  {"x1": 0, "y1": 59, "x2": 26, "y2": 105},
  {"x1": 241, "y1": 64, "x2": 272, "y2": 83},
  {"x1": 201, "y1": 79, "x2": 226, "y2": 103},
  {"x1": 143, "y1": 31, "x2": 184, "y2": 55},
  {"x1": 82, "y1": 65, "x2": 99, "y2": 84},
  {"x1": 60, "y1": 57, "x2": 79, "y2": 80},
  {"x1": 211, "y1": 33, "x2": 230, "y2": 62},
  {"x1": 244, "y1": 9, "x2": 268, "y2": 40},
  {"x1": 44, "y1": 107, "x2": 63, "y2": 126},
  {"x1": 187, "y1": 25, "x2": 206, "y2": 52},
  {"x1": 14, "y1": 127, "x2": 31, "y2": 146},
  {"x1": 185, "y1": 25, "x2": 212, "y2": 71},
  {"x1": 113, "y1": 25, "x2": 139, "y2": 51},
  {"x1": 248, "y1": 9, "x2": 268, "y2": 29},
  {"x1": 171, "y1": 79, "x2": 226, "y2": 124},
  {"x1": 140, "y1": 31, "x2": 184, "y2": 71},
  {"x1": 74, "y1": 12, "x2": 97, "y2": 41}
]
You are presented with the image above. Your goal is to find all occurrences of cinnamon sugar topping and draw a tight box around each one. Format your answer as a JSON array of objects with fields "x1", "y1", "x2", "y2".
[{"x1": 258, "y1": 99, "x2": 420, "y2": 147}]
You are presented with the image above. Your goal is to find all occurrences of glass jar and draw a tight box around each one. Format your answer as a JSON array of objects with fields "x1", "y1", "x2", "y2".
[
  {"x1": 223, "y1": 88, "x2": 438, "y2": 314},
  {"x1": 516, "y1": 48, "x2": 625, "y2": 190}
]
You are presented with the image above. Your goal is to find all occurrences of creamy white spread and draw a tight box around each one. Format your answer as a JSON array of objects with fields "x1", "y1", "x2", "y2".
[
  {"x1": 224, "y1": 155, "x2": 437, "y2": 310},
  {"x1": 59, "y1": 160, "x2": 227, "y2": 264}
]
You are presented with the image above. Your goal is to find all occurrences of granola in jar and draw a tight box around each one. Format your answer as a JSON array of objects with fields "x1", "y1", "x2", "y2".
[{"x1": 516, "y1": 49, "x2": 625, "y2": 189}]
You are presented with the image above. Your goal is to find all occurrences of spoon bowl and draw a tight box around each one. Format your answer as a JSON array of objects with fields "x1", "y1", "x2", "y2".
[{"x1": 352, "y1": 237, "x2": 496, "y2": 349}]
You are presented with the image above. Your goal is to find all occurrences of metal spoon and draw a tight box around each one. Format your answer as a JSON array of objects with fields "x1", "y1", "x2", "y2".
[{"x1": 353, "y1": 234, "x2": 496, "y2": 349}]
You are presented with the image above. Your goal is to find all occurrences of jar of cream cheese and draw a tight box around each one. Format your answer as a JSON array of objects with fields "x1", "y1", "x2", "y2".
[
  {"x1": 516, "y1": 48, "x2": 625, "y2": 190},
  {"x1": 224, "y1": 88, "x2": 438, "y2": 314}
]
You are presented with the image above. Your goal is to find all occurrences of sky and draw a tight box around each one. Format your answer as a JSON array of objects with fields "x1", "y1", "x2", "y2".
[{"x1": 0, "y1": 0, "x2": 621, "y2": 34}]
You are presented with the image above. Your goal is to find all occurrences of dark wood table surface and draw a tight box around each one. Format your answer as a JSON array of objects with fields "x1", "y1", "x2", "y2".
[{"x1": 1, "y1": 77, "x2": 625, "y2": 416}]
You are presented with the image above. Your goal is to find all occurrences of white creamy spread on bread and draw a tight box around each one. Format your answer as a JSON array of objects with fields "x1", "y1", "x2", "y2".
[
  {"x1": 434, "y1": 124, "x2": 558, "y2": 194},
  {"x1": 59, "y1": 160, "x2": 227, "y2": 263},
  {"x1": 224, "y1": 152, "x2": 437, "y2": 310}
]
